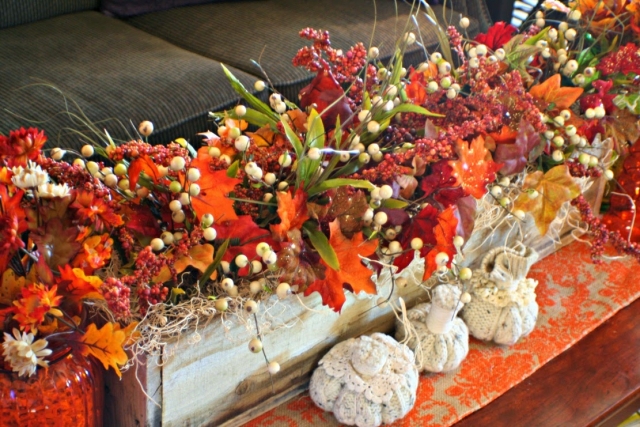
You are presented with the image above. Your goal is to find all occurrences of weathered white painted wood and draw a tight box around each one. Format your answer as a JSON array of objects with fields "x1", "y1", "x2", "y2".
[{"x1": 106, "y1": 257, "x2": 428, "y2": 426}]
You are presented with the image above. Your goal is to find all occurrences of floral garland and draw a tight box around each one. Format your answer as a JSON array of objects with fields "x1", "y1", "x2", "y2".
[{"x1": 1, "y1": 0, "x2": 640, "y2": 377}]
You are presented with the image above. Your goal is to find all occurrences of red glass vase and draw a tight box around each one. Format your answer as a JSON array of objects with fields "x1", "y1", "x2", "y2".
[{"x1": 0, "y1": 352, "x2": 104, "y2": 426}]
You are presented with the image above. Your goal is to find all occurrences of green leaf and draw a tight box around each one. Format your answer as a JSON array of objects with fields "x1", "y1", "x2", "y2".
[
  {"x1": 305, "y1": 109, "x2": 326, "y2": 149},
  {"x1": 303, "y1": 221, "x2": 339, "y2": 271},
  {"x1": 614, "y1": 94, "x2": 640, "y2": 114},
  {"x1": 281, "y1": 119, "x2": 304, "y2": 158},
  {"x1": 299, "y1": 109, "x2": 326, "y2": 187},
  {"x1": 381, "y1": 199, "x2": 409, "y2": 209},
  {"x1": 308, "y1": 178, "x2": 375, "y2": 197},
  {"x1": 215, "y1": 108, "x2": 277, "y2": 128},
  {"x1": 226, "y1": 160, "x2": 240, "y2": 178},
  {"x1": 221, "y1": 64, "x2": 280, "y2": 122},
  {"x1": 378, "y1": 104, "x2": 443, "y2": 122},
  {"x1": 199, "y1": 239, "x2": 230, "y2": 285},
  {"x1": 524, "y1": 27, "x2": 549, "y2": 46}
]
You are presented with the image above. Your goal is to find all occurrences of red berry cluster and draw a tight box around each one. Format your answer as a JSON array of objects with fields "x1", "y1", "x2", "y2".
[
  {"x1": 101, "y1": 277, "x2": 131, "y2": 320},
  {"x1": 567, "y1": 160, "x2": 603, "y2": 178},
  {"x1": 122, "y1": 246, "x2": 172, "y2": 313},
  {"x1": 37, "y1": 157, "x2": 105, "y2": 194},
  {"x1": 572, "y1": 194, "x2": 640, "y2": 263},
  {"x1": 109, "y1": 140, "x2": 188, "y2": 166}
]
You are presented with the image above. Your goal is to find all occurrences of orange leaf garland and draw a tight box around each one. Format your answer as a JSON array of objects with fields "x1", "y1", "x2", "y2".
[
  {"x1": 128, "y1": 154, "x2": 160, "y2": 190},
  {"x1": 449, "y1": 136, "x2": 502, "y2": 199},
  {"x1": 304, "y1": 219, "x2": 378, "y2": 312},
  {"x1": 271, "y1": 188, "x2": 310, "y2": 241},
  {"x1": 79, "y1": 322, "x2": 128, "y2": 377},
  {"x1": 529, "y1": 74, "x2": 583, "y2": 111},
  {"x1": 513, "y1": 165, "x2": 581, "y2": 236},
  {"x1": 189, "y1": 147, "x2": 240, "y2": 222}
]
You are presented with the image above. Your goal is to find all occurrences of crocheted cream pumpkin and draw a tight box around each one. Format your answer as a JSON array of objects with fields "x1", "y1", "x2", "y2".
[
  {"x1": 309, "y1": 333, "x2": 418, "y2": 427},
  {"x1": 395, "y1": 284, "x2": 469, "y2": 373},
  {"x1": 461, "y1": 245, "x2": 539, "y2": 346}
]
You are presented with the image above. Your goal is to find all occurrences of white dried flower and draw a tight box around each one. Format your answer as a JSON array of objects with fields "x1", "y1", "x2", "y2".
[
  {"x1": 2, "y1": 329, "x2": 52, "y2": 377},
  {"x1": 11, "y1": 161, "x2": 49, "y2": 189},
  {"x1": 36, "y1": 182, "x2": 71, "y2": 198}
]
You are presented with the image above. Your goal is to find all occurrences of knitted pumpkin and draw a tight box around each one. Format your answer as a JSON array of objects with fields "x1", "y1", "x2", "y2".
[
  {"x1": 461, "y1": 245, "x2": 539, "y2": 346},
  {"x1": 309, "y1": 333, "x2": 418, "y2": 427},
  {"x1": 395, "y1": 284, "x2": 469, "y2": 373}
]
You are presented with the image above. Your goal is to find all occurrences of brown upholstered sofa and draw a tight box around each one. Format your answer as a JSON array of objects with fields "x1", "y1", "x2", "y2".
[{"x1": 0, "y1": 1, "x2": 491, "y2": 150}]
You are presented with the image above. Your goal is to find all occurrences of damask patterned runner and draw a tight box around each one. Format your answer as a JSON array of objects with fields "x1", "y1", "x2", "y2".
[{"x1": 247, "y1": 242, "x2": 640, "y2": 426}]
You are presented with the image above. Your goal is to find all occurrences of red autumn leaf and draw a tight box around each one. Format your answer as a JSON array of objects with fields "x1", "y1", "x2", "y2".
[
  {"x1": 119, "y1": 203, "x2": 161, "y2": 237},
  {"x1": 449, "y1": 136, "x2": 502, "y2": 199},
  {"x1": 270, "y1": 188, "x2": 310, "y2": 241},
  {"x1": 128, "y1": 154, "x2": 160, "y2": 190},
  {"x1": 189, "y1": 147, "x2": 241, "y2": 223},
  {"x1": 30, "y1": 218, "x2": 81, "y2": 269},
  {"x1": 423, "y1": 206, "x2": 459, "y2": 279},
  {"x1": 304, "y1": 219, "x2": 378, "y2": 312},
  {"x1": 493, "y1": 120, "x2": 543, "y2": 175},
  {"x1": 474, "y1": 22, "x2": 517, "y2": 50},
  {"x1": 215, "y1": 215, "x2": 276, "y2": 275},
  {"x1": 529, "y1": 74, "x2": 584, "y2": 111},
  {"x1": 299, "y1": 68, "x2": 353, "y2": 129},
  {"x1": 393, "y1": 204, "x2": 440, "y2": 271}
]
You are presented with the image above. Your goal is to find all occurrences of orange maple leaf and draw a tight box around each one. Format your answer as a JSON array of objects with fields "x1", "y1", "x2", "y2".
[
  {"x1": 79, "y1": 322, "x2": 128, "y2": 377},
  {"x1": 304, "y1": 219, "x2": 378, "y2": 312},
  {"x1": 449, "y1": 136, "x2": 502, "y2": 199},
  {"x1": 128, "y1": 154, "x2": 160, "y2": 190},
  {"x1": 189, "y1": 147, "x2": 240, "y2": 222},
  {"x1": 271, "y1": 188, "x2": 310, "y2": 241},
  {"x1": 529, "y1": 74, "x2": 584, "y2": 111},
  {"x1": 423, "y1": 206, "x2": 459, "y2": 279}
]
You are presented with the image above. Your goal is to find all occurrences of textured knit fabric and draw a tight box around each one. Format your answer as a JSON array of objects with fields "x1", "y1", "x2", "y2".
[
  {"x1": 101, "y1": 0, "x2": 231, "y2": 18},
  {"x1": 127, "y1": 1, "x2": 480, "y2": 102},
  {"x1": 0, "y1": 12, "x2": 257, "y2": 151},
  {"x1": 0, "y1": 0, "x2": 99, "y2": 29}
]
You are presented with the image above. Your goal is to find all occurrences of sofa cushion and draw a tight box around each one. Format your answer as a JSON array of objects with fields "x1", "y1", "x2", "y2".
[
  {"x1": 0, "y1": 11, "x2": 258, "y2": 150},
  {"x1": 0, "y1": 0, "x2": 99, "y2": 29},
  {"x1": 127, "y1": 0, "x2": 479, "y2": 101},
  {"x1": 101, "y1": 0, "x2": 228, "y2": 18}
]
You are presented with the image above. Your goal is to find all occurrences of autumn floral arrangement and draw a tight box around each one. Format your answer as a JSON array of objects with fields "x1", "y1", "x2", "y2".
[
  {"x1": 0, "y1": 129, "x2": 135, "y2": 379},
  {"x1": 2, "y1": 0, "x2": 640, "y2": 377}
]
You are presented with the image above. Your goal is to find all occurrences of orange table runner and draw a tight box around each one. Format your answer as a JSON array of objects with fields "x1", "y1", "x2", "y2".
[{"x1": 247, "y1": 242, "x2": 640, "y2": 426}]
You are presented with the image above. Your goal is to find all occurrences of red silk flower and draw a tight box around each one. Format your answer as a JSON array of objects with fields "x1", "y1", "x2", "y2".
[{"x1": 474, "y1": 22, "x2": 517, "y2": 50}]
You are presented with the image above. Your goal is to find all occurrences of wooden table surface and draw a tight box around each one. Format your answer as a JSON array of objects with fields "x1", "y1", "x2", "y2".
[{"x1": 456, "y1": 297, "x2": 640, "y2": 427}]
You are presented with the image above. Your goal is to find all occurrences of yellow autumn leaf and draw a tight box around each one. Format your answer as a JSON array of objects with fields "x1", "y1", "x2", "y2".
[
  {"x1": 113, "y1": 321, "x2": 140, "y2": 347},
  {"x1": 0, "y1": 270, "x2": 25, "y2": 306},
  {"x1": 79, "y1": 322, "x2": 128, "y2": 377},
  {"x1": 513, "y1": 165, "x2": 581, "y2": 236}
]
